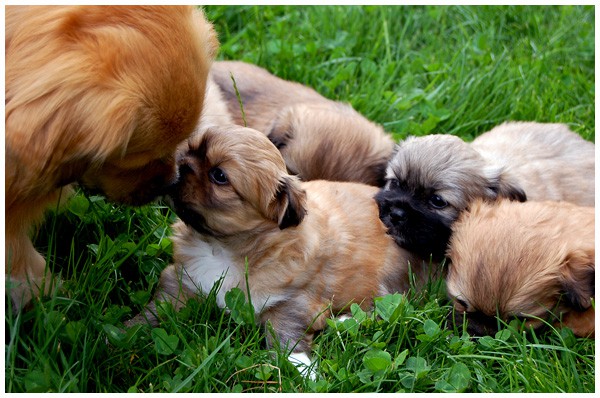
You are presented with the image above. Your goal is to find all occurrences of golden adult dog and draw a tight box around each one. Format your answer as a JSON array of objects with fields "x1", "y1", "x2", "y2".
[
  {"x1": 128, "y1": 125, "x2": 433, "y2": 374},
  {"x1": 5, "y1": 5, "x2": 218, "y2": 309},
  {"x1": 203, "y1": 60, "x2": 395, "y2": 186},
  {"x1": 446, "y1": 199, "x2": 594, "y2": 338},
  {"x1": 376, "y1": 122, "x2": 595, "y2": 261}
]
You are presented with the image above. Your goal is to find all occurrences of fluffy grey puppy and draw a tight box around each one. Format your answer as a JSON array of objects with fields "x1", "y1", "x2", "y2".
[{"x1": 375, "y1": 122, "x2": 595, "y2": 261}]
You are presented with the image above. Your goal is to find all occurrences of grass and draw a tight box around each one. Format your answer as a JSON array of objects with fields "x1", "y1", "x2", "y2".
[{"x1": 4, "y1": 5, "x2": 595, "y2": 393}]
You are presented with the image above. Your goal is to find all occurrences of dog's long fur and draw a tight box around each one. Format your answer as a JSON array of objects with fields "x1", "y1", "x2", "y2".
[
  {"x1": 375, "y1": 122, "x2": 595, "y2": 261},
  {"x1": 203, "y1": 60, "x2": 395, "y2": 186},
  {"x1": 446, "y1": 199, "x2": 595, "y2": 338},
  {"x1": 5, "y1": 5, "x2": 218, "y2": 309},
  {"x1": 127, "y1": 125, "x2": 433, "y2": 366}
]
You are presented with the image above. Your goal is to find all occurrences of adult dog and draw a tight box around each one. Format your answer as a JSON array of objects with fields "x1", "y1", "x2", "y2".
[{"x1": 6, "y1": 5, "x2": 218, "y2": 309}]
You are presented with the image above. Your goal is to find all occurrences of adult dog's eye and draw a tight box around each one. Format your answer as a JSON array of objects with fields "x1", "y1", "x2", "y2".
[
  {"x1": 429, "y1": 194, "x2": 447, "y2": 209},
  {"x1": 208, "y1": 167, "x2": 228, "y2": 185}
]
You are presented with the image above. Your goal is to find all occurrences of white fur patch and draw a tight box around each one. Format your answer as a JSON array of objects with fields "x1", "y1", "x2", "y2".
[
  {"x1": 176, "y1": 236, "x2": 290, "y2": 312},
  {"x1": 288, "y1": 352, "x2": 317, "y2": 380},
  {"x1": 177, "y1": 238, "x2": 242, "y2": 308}
]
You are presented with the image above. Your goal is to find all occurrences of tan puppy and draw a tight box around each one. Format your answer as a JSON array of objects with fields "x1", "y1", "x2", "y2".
[
  {"x1": 5, "y1": 6, "x2": 218, "y2": 309},
  {"x1": 204, "y1": 60, "x2": 395, "y2": 186},
  {"x1": 376, "y1": 121, "x2": 595, "y2": 261},
  {"x1": 128, "y1": 125, "x2": 433, "y2": 374},
  {"x1": 446, "y1": 199, "x2": 595, "y2": 338}
]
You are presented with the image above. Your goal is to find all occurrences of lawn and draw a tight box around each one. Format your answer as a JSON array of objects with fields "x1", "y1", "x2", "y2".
[{"x1": 4, "y1": 5, "x2": 595, "y2": 393}]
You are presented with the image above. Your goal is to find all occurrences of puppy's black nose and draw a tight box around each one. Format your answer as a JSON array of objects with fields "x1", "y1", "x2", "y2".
[
  {"x1": 389, "y1": 207, "x2": 407, "y2": 223},
  {"x1": 160, "y1": 162, "x2": 193, "y2": 200}
]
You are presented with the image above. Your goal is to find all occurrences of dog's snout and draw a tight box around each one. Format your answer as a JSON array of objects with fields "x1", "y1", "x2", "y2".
[
  {"x1": 178, "y1": 162, "x2": 194, "y2": 177},
  {"x1": 157, "y1": 161, "x2": 193, "y2": 200},
  {"x1": 389, "y1": 207, "x2": 407, "y2": 223},
  {"x1": 447, "y1": 308, "x2": 500, "y2": 337}
]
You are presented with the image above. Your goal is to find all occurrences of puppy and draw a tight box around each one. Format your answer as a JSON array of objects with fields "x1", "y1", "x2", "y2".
[
  {"x1": 446, "y1": 199, "x2": 594, "y2": 338},
  {"x1": 204, "y1": 60, "x2": 395, "y2": 186},
  {"x1": 375, "y1": 122, "x2": 595, "y2": 261},
  {"x1": 5, "y1": 6, "x2": 218, "y2": 310},
  {"x1": 127, "y1": 125, "x2": 432, "y2": 374}
]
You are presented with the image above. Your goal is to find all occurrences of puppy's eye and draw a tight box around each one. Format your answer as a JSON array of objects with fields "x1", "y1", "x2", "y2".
[
  {"x1": 208, "y1": 167, "x2": 228, "y2": 185},
  {"x1": 429, "y1": 194, "x2": 448, "y2": 209},
  {"x1": 455, "y1": 298, "x2": 469, "y2": 312},
  {"x1": 386, "y1": 178, "x2": 400, "y2": 189}
]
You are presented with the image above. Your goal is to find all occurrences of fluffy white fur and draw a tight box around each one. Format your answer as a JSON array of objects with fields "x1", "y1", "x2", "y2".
[{"x1": 174, "y1": 230, "x2": 292, "y2": 312}]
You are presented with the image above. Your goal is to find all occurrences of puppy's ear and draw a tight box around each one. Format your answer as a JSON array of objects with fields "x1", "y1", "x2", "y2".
[
  {"x1": 271, "y1": 177, "x2": 307, "y2": 230},
  {"x1": 266, "y1": 112, "x2": 294, "y2": 151},
  {"x1": 484, "y1": 166, "x2": 527, "y2": 202},
  {"x1": 560, "y1": 248, "x2": 595, "y2": 311}
]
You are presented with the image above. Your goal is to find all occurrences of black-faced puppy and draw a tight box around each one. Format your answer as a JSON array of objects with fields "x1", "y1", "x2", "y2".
[
  {"x1": 127, "y1": 125, "x2": 432, "y2": 375},
  {"x1": 375, "y1": 122, "x2": 595, "y2": 261},
  {"x1": 206, "y1": 60, "x2": 395, "y2": 186},
  {"x1": 5, "y1": 5, "x2": 217, "y2": 309},
  {"x1": 446, "y1": 199, "x2": 594, "y2": 338}
]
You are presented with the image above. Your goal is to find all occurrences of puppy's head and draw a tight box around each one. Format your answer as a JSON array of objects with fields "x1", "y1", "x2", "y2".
[
  {"x1": 446, "y1": 199, "x2": 595, "y2": 337},
  {"x1": 267, "y1": 103, "x2": 395, "y2": 186},
  {"x1": 169, "y1": 125, "x2": 307, "y2": 237},
  {"x1": 375, "y1": 134, "x2": 526, "y2": 260},
  {"x1": 6, "y1": 6, "x2": 218, "y2": 205}
]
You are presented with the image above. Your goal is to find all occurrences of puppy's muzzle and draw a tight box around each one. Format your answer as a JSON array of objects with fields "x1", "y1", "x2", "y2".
[
  {"x1": 163, "y1": 162, "x2": 193, "y2": 209},
  {"x1": 163, "y1": 162, "x2": 216, "y2": 237},
  {"x1": 447, "y1": 309, "x2": 500, "y2": 336},
  {"x1": 388, "y1": 207, "x2": 407, "y2": 223},
  {"x1": 375, "y1": 194, "x2": 410, "y2": 228},
  {"x1": 446, "y1": 309, "x2": 551, "y2": 337}
]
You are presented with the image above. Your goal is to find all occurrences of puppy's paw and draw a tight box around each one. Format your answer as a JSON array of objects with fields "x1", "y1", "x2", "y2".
[
  {"x1": 123, "y1": 314, "x2": 147, "y2": 329},
  {"x1": 336, "y1": 314, "x2": 352, "y2": 322},
  {"x1": 123, "y1": 305, "x2": 160, "y2": 329},
  {"x1": 288, "y1": 351, "x2": 318, "y2": 381}
]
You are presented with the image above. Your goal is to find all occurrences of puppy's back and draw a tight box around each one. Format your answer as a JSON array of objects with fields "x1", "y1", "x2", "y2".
[
  {"x1": 472, "y1": 122, "x2": 595, "y2": 206},
  {"x1": 210, "y1": 61, "x2": 325, "y2": 132},
  {"x1": 269, "y1": 103, "x2": 394, "y2": 186},
  {"x1": 301, "y1": 180, "x2": 430, "y2": 295}
]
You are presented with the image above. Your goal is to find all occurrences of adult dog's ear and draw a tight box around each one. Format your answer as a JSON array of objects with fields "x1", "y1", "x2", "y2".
[
  {"x1": 271, "y1": 176, "x2": 307, "y2": 229},
  {"x1": 560, "y1": 248, "x2": 595, "y2": 311},
  {"x1": 484, "y1": 166, "x2": 527, "y2": 202}
]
